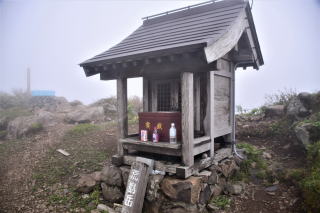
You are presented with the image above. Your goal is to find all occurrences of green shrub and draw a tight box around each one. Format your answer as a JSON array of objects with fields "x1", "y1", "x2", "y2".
[
  {"x1": 234, "y1": 143, "x2": 270, "y2": 183},
  {"x1": 0, "y1": 107, "x2": 32, "y2": 121},
  {"x1": 0, "y1": 90, "x2": 31, "y2": 110},
  {"x1": 64, "y1": 123, "x2": 100, "y2": 138},
  {"x1": 296, "y1": 141, "x2": 320, "y2": 212},
  {"x1": 268, "y1": 119, "x2": 293, "y2": 136},
  {"x1": 0, "y1": 130, "x2": 6, "y2": 139},
  {"x1": 265, "y1": 88, "x2": 297, "y2": 106},
  {"x1": 210, "y1": 195, "x2": 231, "y2": 209},
  {"x1": 31, "y1": 123, "x2": 43, "y2": 132}
]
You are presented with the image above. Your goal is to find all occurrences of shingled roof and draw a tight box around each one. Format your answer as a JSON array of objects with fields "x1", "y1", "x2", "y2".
[{"x1": 80, "y1": 0, "x2": 263, "y2": 74}]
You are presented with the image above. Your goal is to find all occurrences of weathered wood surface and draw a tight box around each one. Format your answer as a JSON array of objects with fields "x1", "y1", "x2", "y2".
[
  {"x1": 193, "y1": 136, "x2": 210, "y2": 145},
  {"x1": 151, "y1": 79, "x2": 157, "y2": 112},
  {"x1": 229, "y1": 61, "x2": 236, "y2": 143},
  {"x1": 214, "y1": 127, "x2": 232, "y2": 138},
  {"x1": 208, "y1": 71, "x2": 215, "y2": 157},
  {"x1": 123, "y1": 148, "x2": 232, "y2": 179},
  {"x1": 121, "y1": 158, "x2": 153, "y2": 213},
  {"x1": 213, "y1": 147, "x2": 232, "y2": 163},
  {"x1": 194, "y1": 74, "x2": 201, "y2": 131},
  {"x1": 117, "y1": 78, "x2": 128, "y2": 156},
  {"x1": 121, "y1": 137, "x2": 182, "y2": 156},
  {"x1": 143, "y1": 77, "x2": 149, "y2": 112},
  {"x1": 204, "y1": 10, "x2": 246, "y2": 63},
  {"x1": 181, "y1": 72, "x2": 194, "y2": 166},
  {"x1": 214, "y1": 73, "x2": 231, "y2": 135},
  {"x1": 177, "y1": 147, "x2": 232, "y2": 178},
  {"x1": 193, "y1": 142, "x2": 211, "y2": 156},
  {"x1": 123, "y1": 155, "x2": 179, "y2": 174}
]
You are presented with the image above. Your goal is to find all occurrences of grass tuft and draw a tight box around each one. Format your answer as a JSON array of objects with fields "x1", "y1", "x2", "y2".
[
  {"x1": 210, "y1": 195, "x2": 231, "y2": 209},
  {"x1": 64, "y1": 123, "x2": 100, "y2": 139}
]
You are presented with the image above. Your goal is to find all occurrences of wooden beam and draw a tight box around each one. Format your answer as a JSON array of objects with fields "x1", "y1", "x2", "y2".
[
  {"x1": 181, "y1": 72, "x2": 194, "y2": 166},
  {"x1": 194, "y1": 74, "x2": 201, "y2": 131},
  {"x1": 143, "y1": 77, "x2": 149, "y2": 112},
  {"x1": 117, "y1": 77, "x2": 128, "y2": 156},
  {"x1": 207, "y1": 71, "x2": 215, "y2": 157},
  {"x1": 121, "y1": 138, "x2": 182, "y2": 157}
]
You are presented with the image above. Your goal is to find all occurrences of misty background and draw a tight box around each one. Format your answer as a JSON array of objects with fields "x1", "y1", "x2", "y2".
[{"x1": 1, "y1": 0, "x2": 319, "y2": 109}]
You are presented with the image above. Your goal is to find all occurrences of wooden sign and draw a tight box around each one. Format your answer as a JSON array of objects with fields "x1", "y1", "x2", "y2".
[{"x1": 121, "y1": 157, "x2": 154, "y2": 213}]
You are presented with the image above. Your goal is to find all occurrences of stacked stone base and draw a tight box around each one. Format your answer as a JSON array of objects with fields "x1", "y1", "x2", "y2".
[{"x1": 76, "y1": 155, "x2": 242, "y2": 213}]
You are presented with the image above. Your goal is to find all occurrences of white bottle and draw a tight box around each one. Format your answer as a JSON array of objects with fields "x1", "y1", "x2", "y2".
[{"x1": 169, "y1": 123, "x2": 177, "y2": 144}]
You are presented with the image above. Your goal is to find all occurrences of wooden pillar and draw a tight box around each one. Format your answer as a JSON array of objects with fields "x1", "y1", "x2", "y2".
[
  {"x1": 194, "y1": 74, "x2": 201, "y2": 131},
  {"x1": 230, "y1": 62, "x2": 236, "y2": 143},
  {"x1": 143, "y1": 77, "x2": 149, "y2": 112},
  {"x1": 181, "y1": 72, "x2": 194, "y2": 166},
  {"x1": 117, "y1": 77, "x2": 128, "y2": 156},
  {"x1": 207, "y1": 71, "x2": 215, "y2": 157}
]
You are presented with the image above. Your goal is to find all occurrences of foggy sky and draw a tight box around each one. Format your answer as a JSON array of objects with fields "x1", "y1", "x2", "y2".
[{"x1": 1, "y1": 0, "x2": 319, "y2": 109}]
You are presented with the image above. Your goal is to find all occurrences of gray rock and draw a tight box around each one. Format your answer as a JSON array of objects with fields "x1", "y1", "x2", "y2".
[
  {"x1": 207, "y1": 170, "x2": 219, "y2": 185},
  {"x1": 160, "y1": 201, "x2": 198, "y2": 213},
  {"x1": 6, "y1": 111, "x2": 60, "y2": 139},
  {"x1": 265, "y1": 185, "x2": 278, "y2": 192},
  {"x1": 0, "y1": 116, "x2": 8, "y2": 131},
  {"x1": 294, "y1": 123, "x2": 318, "y2": 148},
  {"x1": 161, "y1": 176, "x2": 202, "y2": 204},
  {"x1": 298, "y1": 92, "x2": 313, "y2": 110},
  {"x1": 207, "y1": 203, "x2": 220, "y2": 211},
  {"x1": 65, "y1": 106, "x2": 105, "y2": 124},
  {"x1": 101, "y1": 183, "x2": 123, "y2": 203},
  {"x1": 199, "y1": 184, "x2": 213, "y2": 204},
  {"x1": 70, "y1": 100, "x2": 83, "y2": 107},
  {"x1": 286, "y1": 96, "x2": 309, "y2": 119},
  {"x1": 264, "y1": 105, "x2": 285, "y2": 118},
  {"x1": 76, "y1": 174, "x2": 97, "y2": 193},
  {"x1": 197, "y1": 170, "x2": 212, "y2": 183},
  {"x1": 218, "y1": 159, "x2": 239, "y2": 178},
  {"x1": 210, "y1": 184, "x2": 223, "y2": 197},
  {"x1": 226, "y1": 183, "x2": 243, "y2": 195},
  {"x1": 262, "y1": 151, "x2": 272, "y2": 160},
  {"x1": 97, "y1": 204, "x2": 115, "y2": 213},
  {"x1": 101, "y1": 165, "x2": 123, "y2": 187},
  {"x1": 90, "y1": 171, "x2": 102, "y2": 182},
  {"x1": 120, "y1": 166, "x2": 131, "y2": 187},
  {"x1": 146, "y1": 174, "x2": 164, "y2": 202}
]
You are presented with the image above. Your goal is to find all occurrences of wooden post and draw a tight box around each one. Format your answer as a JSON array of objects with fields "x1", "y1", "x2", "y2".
[
  {"x1": 207, "y1": 71, "x2": 215, "y2": 157},
  {"x1": 143, "y1": 77, "x2": 149, "y2": 112},
  {"x1": 122, "y1": 157, "x2": 153, "y2": 213},
  {"x1": 194, "y1": 74, "x2": 201, "y2": 131},
  {"x1": 230, "y1": 62, "x2": 235, "y2": 143},
  {"x1": 181, "y1": 72, "x2": 194, "y2": 166},
  {"x1": 117, "y1": 77, "x2": 128, "y2": 156}
]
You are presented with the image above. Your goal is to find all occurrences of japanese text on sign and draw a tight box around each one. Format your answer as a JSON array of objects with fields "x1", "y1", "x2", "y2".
[{"x1": 123, "y1": 169, "x2": 140, "y2": 208}]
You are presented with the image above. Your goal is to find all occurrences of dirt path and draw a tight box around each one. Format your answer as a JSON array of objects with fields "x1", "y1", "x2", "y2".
[
  {"x1": 230, "y1": 137, "x2": 305, "y2": 213},
  {"x1": 0, "y1": 124, "x2": 72, "y2": 213},
  {"x1": 0, "y1": 122, "x2": 306, "y2": 213}
]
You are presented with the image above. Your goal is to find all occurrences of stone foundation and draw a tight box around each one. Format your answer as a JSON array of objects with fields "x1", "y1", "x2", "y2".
[{"x1": 76, "y1": 154, "x2": 242, "y2": 213}]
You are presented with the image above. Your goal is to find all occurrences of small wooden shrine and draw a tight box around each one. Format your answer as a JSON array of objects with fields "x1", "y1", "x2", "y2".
[{"x1": 80, "y1": 0, "x2": 263, "y2": 178}]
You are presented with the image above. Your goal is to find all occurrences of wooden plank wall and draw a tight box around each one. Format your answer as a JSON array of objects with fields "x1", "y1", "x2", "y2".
[{"x1": 213, "y1": 58, "x2": 233, "y2": 137}]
